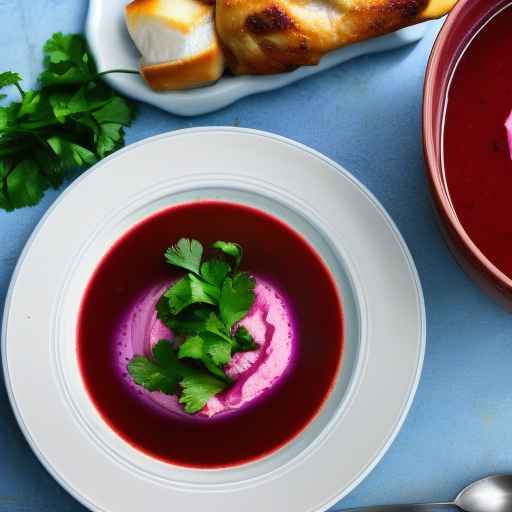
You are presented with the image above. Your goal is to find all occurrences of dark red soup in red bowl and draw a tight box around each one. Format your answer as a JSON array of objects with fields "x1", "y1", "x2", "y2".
[
  {"x1": 424, "y1": 0, "x2": 512, "y2": 309},
  {"x1": 78, "y1": 201, "x2": 343, "y2": 468}
]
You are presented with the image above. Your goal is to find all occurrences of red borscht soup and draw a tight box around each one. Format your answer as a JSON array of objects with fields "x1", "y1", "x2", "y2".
[
  {"x1": 78, "y1": 201, "x2": 343, "y2": 468},
  {"x1": 443, "y1": 4, "x2": 512, "y2": 278}
]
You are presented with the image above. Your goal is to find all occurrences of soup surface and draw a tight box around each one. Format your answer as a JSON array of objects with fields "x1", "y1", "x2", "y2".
[
  {"x1": 78, "y1": 201, "x2": 343, "y2": 468},
  {"x1": 444, "y1": 4, "x2": 512, "y2": 277}
]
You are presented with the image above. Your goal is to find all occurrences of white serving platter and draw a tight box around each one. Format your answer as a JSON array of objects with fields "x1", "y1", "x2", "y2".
[{"x1": 86, "y1": 0, "x2": 432, "y2": 116}]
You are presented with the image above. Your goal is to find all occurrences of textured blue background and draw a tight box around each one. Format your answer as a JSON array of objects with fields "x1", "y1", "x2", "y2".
[{"x1": 1, "y1": 2, "x2": 512, "y2": 511}]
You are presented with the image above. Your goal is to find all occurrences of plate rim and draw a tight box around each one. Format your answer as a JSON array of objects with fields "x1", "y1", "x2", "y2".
[{"x1": 2, "y1": 127, "x2": 425, "y2": 512}]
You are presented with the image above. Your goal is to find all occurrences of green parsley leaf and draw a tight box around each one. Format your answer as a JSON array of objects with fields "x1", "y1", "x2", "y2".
[
  {"x1": 165, "y1": 238, "x2": 203, "y2": 274},
  {"x1": 179, "y1": 332, "x2": 232, "y2": 369},
  {"x1": 178, "y1": 335, "x2": 204, "y2": 360},
  {"x1": 160, "y1": 304, "x2": 210, "y2": 336},
  {"x1": 164, "y1": 274, "x2": 220, "y2": 315},
  {"x1": 39, "y1": 33, "x2": 96, "y2": 86},
  {"x1": 202, "y1": 332, "x2": 232, "y2": 366},
  {"x1": 96, "y1": 122, "x2": 124, "y2": 158},
  {"x1": 127, "y1": 340, "x2": 183, "y2": 394},
  {"x1": 212, "y1": 241, "x2": 243, "y2": 271},
  {"x1": 0, "y1": 103, "x2": 20, "y2": 129},
  {"x1": 220, "y1": 272, "x2": 256, "y2": 331},
  {"x1": 46, "y1": 136, "x2": 97, "y2": 171},
  {"x1": 203, "y1": 312, "x2": 234, "y2": 344},
  {"x1": 200, "y1": 259, "x2": 231, "y2": 287},
  {"x1": 0, "y1": 72, "x2": 22, "y2": 90},
  {"x1": 234, "y1": 325, "x2": 258, "y2": 351},
  {"x1": 155, "y1": 295, "x2": 175, "y2": 329},
  {"x1": 128, "y1": 340, "x2": 227, "y2": 414},
  {"x1": 92, "y1": 96, "x2": 134, "y2": 125},
  {"x1": 0, "y1": 33, "x2": 136, "y2": 212},
  {"x1": 5, "y1": 160, "x2": 47, "y2": 210},
  {"x1": 17, "y1": 91, "x2": 42, "y2": 118},
  {"x1": 179, "y1": 372, "x2": 226, "y2": 414},
  {"x1": 177, "y1": 333, "x2": 229, "y2": 381},
  {"x1": 128, "y1": 240, "x2": 261, "y2": 415}
]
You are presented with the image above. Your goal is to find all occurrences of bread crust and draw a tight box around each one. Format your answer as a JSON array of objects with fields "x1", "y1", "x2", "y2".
[{"x1": 140, "y1": 44, "x2": 225, "y2": 90}]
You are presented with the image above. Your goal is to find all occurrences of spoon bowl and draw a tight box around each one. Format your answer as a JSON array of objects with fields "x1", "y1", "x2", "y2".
[
  {"x1": 343, "y1": 475, "x2": 512, "y2": 512},
  {"x1": 456, "y1": 475, "x2": 512, "y2": 512}
]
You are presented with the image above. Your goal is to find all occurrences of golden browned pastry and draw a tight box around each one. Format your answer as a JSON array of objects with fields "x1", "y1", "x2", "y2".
[
  {"x1": 215, "y1": 0, "x2": 458, "y2": 75},
  {"x1": 125, "y1": 0, "x2": 225, "y2": 90}
]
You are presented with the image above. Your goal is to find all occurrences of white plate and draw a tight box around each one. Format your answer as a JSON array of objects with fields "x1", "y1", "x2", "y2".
[
  {"x1": 86, "y1": 0, "x2": 432, "y2": 116},
  {"x1": 3, "y1": 128, "x2": 425, "y2": 512}
]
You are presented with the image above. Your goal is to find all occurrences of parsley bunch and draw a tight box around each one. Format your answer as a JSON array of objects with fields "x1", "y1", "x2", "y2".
[
  {"x1": 128, "y1": 239, "x2": 259, "y2": 414},
  {"x1": 0, "y1": 33, "x2": 138, "y2": 211}
]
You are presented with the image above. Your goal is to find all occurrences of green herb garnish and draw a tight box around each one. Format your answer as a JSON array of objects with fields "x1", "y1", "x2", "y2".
[
  {"x1": 128, "y1": 340, "x2": 226, "y2": 414},
  {"x1": 127, "y1": 239, "x2": 258, "y2": 414},
  {"x1": 0, "y1": 33, "x2": 138, "y2": 211}
]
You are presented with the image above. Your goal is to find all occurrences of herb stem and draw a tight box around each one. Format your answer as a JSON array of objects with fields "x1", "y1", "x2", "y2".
[
  {"x1": 17, "y1": 119, "x2": 61, "y2": 130},
  {"x1": 0, "y1": 146, "x2": 28, "y2": 157},
  {"x1": 13, "y1": 82, "x2": 25, "y2": 97},
  {"x1": 96, "y1": 69, "x2": 140, "y2": 78}
]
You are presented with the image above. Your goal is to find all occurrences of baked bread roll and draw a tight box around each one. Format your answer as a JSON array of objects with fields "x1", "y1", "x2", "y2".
[
  {"x1": 125, "y1": 0, "x2": 225, "y2": 90},
  {"x1": 215, "y1": 0, "x2": 458, "y2": 75}
]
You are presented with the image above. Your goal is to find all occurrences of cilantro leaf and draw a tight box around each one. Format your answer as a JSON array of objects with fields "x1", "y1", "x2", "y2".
[
  {"x1": 160, "y1": 304, "x2": 211, "y2": 336},
  {"x1": 39, "y1": 33, "x2": 96, "y2": 86},
  {"x1": 128, "y1": 340, "x2": 227, "y2": 414},
  {"x1": 203, "y1": 312, "x2": 235, "y2": 344},
  {"x1": 179, "y1": 332, "x2": 232, "y2": 372},
  {"x1": 202, "y1": 332, "x2": 232, "y2": 366},
  {"x1": 46, "y1": 136, "x2": 97, "y2": 171},
  {"x1": 178, "y1": 335, "x2": 204, "y2": 360},
  {"x1": 165, "y1": 238, "x2": 203, "y2": 274},
  {"x1": 155, "y1": 295, "x2": 175, "y2": 329},
  {"x1": 17, "y1": 91, "x2": 43, "y2": 118},
  {"x1": 0, "y1": 160, "x2": 12, "y2": 210},
  {"x1": 0, "y1": 103, "x2": 20, "y2": 129},
  {"x1": 234, "y1": 325, "x2": 258, "y2": 351},
  {"x1": 4, "y1": 160, "x2": 47, "y2": 210},
  {"x1": 128, "y1": 240, "x2": 261, "y2": 415},
  {"x1": 44, "y1": 32, "x2": 83, "y2": 64},
  {"x1": 92, "y1": 96, "x2": 134, "y2": 125},
  {"x1": 201, "y1": 259, "x2": 231, "y2": 287},
  {"x1": 177, "y1": 334, "x2": 228, "y2": 381},
  {"x1": 0, "y1": 72, "x2": 22, "y2": 90},
  {"x1": 164, "y1": 275, "x2": 220, "y2": 315},
  {"x1": 179, "y1": 372, "x2": 226, "y2": 414},
  {"x1": 96, "y1": 122, "x2": 124, "y2": 158},
  {"x1": 127, "y1": 340, "x2": 183, "y2": 394},
  {"x1": 213, "y1": 241, "x2": 243, "y2": 271},
  {"x1": 220, "y1": 272, "x2": 256, "y2": 331},
  {"x1": 0, "y1": 33, "x2": 136, "y2": 212}
]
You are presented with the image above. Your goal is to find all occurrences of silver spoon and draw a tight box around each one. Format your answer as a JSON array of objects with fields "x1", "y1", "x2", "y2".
[{"x1": 342, "y1": 475, "x2": 512, "y2": 512}]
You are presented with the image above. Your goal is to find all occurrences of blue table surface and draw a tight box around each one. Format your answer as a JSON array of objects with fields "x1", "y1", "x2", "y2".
[{"x1": 2, "y1": 2, "x2": 512, "y2": 511}]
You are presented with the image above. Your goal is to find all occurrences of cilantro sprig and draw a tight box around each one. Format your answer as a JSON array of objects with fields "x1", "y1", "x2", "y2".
[
  {"x1": 0, "y1": 33, "x2": 139, "y2": 211},
  {"x1": 127, "y1": 238, "x2": 258, "y2": 414},
  {"x1": 128, "y1": 340, "x2": 226, "y2": 414}
]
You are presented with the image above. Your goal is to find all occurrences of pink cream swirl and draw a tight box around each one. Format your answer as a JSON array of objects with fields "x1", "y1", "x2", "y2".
[
  {"x1": 506, "y1": 109, "x2": 512, "y2": 160},
  {"x1": 115, "y1": 277, "x2": 296, "y2": 420}
]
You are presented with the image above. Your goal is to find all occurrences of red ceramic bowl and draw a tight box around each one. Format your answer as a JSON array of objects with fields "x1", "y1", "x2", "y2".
[{"x1": 423, "y1": 0, "x2": 512, "y2": 311}]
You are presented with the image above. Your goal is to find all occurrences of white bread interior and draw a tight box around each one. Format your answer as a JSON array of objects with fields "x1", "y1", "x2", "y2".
[{"x1": 126, "y1": 0, "x2": 225, "y2": 91}]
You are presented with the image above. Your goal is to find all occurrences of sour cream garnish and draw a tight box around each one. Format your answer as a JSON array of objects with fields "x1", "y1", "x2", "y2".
[
  {"x1": 506, "y1": 109, "x2": 512, "y2": 160},
  {"x1": 116, "y1": 276, "x2": 296, "y2": 420}
]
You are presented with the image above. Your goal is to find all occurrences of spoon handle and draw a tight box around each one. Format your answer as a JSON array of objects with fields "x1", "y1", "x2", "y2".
[{"x1": 340, "y1": 503, "x2": 456, "y2": 511}]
